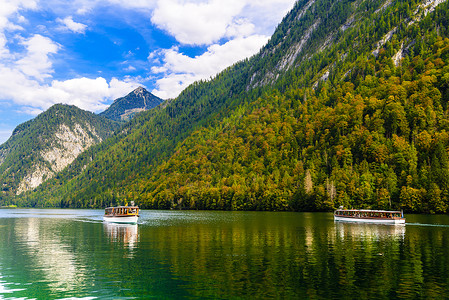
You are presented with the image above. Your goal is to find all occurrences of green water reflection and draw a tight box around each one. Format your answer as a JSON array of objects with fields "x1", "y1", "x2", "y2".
[{"x1": 0, "y1": 210, "x2": 448, "y2": 299}]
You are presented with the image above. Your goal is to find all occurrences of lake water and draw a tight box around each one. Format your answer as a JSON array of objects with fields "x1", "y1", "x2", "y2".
[{"x1": 0, "y1": 209, "x2": 448, "y2": 299}]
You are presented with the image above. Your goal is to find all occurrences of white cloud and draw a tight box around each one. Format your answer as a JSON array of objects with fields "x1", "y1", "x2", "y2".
[
  {"x1": 0, "y1": 0, "x2": 39, "y2": 58},
  {"x1": 105, "y1": 0, "x2": 296, "y2": 45},
  {"x1": 152, "y1": 73, "x2": 203, "y2": 100},
  {"x1": 16, "y1": 34, "x2": 59, "y2": 81},
  {"x1": 149, "y1": 0, "x2": 297, "y2": 45},
  {"x1": 151, "y1": 34, "x2": 269, "y2": 99},
  {"x1": 124, "y1": 65, "x2": 136, "y2": 71},
  {"x1": 47, "y1": 77, "x2": 140, "y2": 112},
  {"x1": 225, "y1": 18, "x2": 255, "y2": 38},
  {"x1": 0, "y1": 33, "x2": 9, "y2": 58},
  {"x1": 17, "y1": 14, "x2": 26, "y2": 23},
  {"x1": 241, "y1": 1, "x2": 297, "y2": 34},
  {"x1": 106, "y1": 0, "x2": 156, "y2": 9},
  {"x1": 57, "y1": 16, "x2": 87, "y2": 34},
  {"x1": 0, "y1": 0, "x2": 38, "y2": 31},
  {"x1": 0, "y1": 69, "x2": 141, "y2": 113},
  {"x1": 151, "y1": 0, "x2": 246, "y2": 45},
  {"x1": 17, "y1": 106, "x2": 43, "y2": 116},
  {"x1": 49, "y1": 77, "x2": 115, "y2": 111}
]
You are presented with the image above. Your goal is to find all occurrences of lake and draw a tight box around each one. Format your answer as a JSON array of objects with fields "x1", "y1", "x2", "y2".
[{"x1": 0, "y1": 209, "x2": 448, "y2": 299}]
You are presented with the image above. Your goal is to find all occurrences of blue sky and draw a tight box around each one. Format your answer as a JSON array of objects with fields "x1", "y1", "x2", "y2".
[{"x1": 0, "y1": 0, "x2": 296, "y2": 144}]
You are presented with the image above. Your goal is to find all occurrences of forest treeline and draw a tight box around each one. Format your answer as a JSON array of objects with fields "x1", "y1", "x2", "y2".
[{"x1": 5, "y1": 0, "x2": 449, "y2": 213}]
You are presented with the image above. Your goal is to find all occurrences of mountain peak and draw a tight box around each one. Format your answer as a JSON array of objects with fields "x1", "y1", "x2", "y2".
[
  {"x1": 133, "y1": 86, "x2": 146, "y2": 93},
  {"x1": 130, "y1": 86, "x2": 147, "y2": 97},
  {"x1": 100, "y1": 87, "x2": 163, "y2": 121}
]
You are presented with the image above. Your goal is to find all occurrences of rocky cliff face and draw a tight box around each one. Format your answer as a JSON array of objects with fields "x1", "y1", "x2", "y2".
[
  {"x1": 16, "y1": 123, "x2": 101, "y2": 193},
  {"x1": 0, "y1": 104, "x2": 119, "y2": 195}
]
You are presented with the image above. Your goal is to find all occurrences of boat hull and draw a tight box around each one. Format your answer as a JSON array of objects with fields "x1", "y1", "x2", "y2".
[
  {"x1": 334, "y1": 215, "x2": 405, "y2": 224},
  {"x1": 103, "y1": 215, "x2": 138, "y2": 224}
]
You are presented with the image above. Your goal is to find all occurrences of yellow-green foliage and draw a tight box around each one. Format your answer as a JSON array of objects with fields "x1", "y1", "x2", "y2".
[{"x1": 145, "y1": 38, "x2": 449, "y2": 213}]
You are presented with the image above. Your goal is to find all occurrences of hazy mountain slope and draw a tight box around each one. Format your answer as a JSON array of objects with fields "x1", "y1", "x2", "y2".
[
  {"x1": 0, "y1": 104, "x2": 119, "y2": 198},
  {"x1": 10, "y1": 0, "x2": 449, "y2": 211},
  {"x1": 99, "y1": 87, "x2": 163, "y2": 121}
]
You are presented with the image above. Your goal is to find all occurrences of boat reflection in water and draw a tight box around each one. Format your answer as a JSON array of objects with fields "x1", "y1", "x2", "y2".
[
  {"x1": 103, "y1": 222, "x2": 139, "y2": 249},
  {"x1": 335, "y1": 221, "x2": 406, "y2": 241}
]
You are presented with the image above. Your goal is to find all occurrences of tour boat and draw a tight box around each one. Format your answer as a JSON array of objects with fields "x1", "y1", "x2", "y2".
[
  {"x1": 334, "y1": 209, "x2": 405, "y2": 224},
  {"x1": 104, "y1": 203, "x2": 139, "y2": 224}
]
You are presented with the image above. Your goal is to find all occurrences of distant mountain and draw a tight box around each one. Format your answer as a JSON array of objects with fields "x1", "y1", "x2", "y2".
[
  {"x1": 100, "y1": 87, "x2": 163, "y2": 121},
  {"x1": 0, "y1": 104, "x2": 119, "y2": 196}
]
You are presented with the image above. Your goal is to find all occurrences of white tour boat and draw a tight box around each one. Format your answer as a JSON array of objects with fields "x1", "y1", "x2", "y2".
[
  {"x1": 334, "y1": 208, "x2": 405, "y2": 224},
  {"x1": 104, "y1": 203, "x2": 139, "y2": 224}
]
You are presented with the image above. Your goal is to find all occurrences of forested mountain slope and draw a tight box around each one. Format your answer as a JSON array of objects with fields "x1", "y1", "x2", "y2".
[
  {"x1": 0, "y1": 104, "x2": 119, "y2": 198},
  {"x1": 99, "y1": 87, "x2": 163, "y2": 121},
  {"x1": 9, "y1": 0, "x2": 449, "y2": 213}
]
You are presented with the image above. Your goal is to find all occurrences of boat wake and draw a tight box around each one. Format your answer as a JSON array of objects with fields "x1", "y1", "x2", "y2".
[{"x1": 405, "y1": 222, "x2": 449, "y2": 228}]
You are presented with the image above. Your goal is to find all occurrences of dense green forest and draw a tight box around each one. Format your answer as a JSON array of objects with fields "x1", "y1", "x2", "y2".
[
  {"x1": 144, "y1": 37, "x2": 449, "y2": 213},
  {"x1": 5, "y1": 0, "x2": 449, "y2": 213}
]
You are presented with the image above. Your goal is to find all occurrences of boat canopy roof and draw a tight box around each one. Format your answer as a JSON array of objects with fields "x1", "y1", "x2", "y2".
[
  {"x1": 335, "y1": 209, "x2": 402, "y2": 213},
  {"x1": 106, "y1": 206, "x2": 139, "y2": 209}
]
